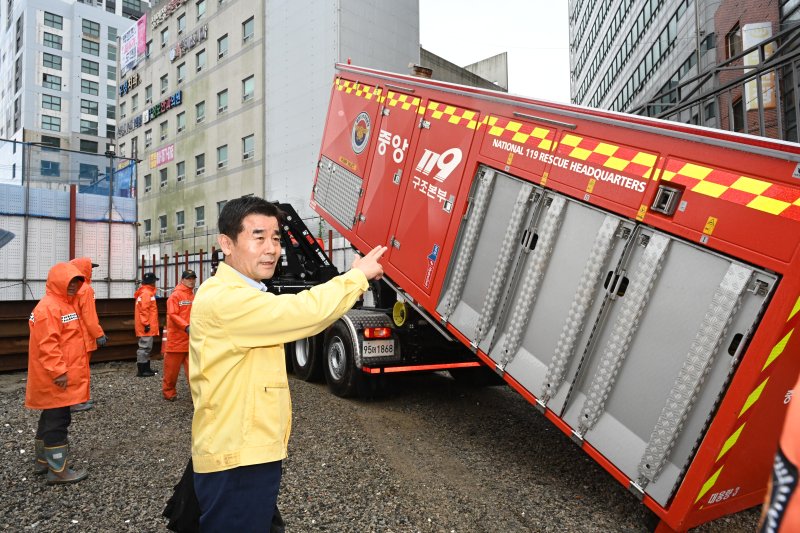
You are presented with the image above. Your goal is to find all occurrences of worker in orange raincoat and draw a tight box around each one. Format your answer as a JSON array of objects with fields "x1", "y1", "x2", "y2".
[
  {"x1": 163, "y1": 269, "x2": 196, "y2": 401},
  {"x1": 25, "y1": 262, "x2": 90, "y2": 485},
  {"x1": 760, "y1": 374, "x2": 800, "y2": 532},
  {"x1": 134, "y1": 272, "x2": 160, "y2": 377},
  {"x1": 68, "y1": 257, "x2": 108, "y2": 413}
]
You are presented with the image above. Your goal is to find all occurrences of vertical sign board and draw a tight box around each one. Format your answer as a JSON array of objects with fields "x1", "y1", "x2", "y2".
[
  {"x1": 388, "y1": 100, "x2": 478, "y2": 295},
  {"x1": 355, "y1": 91, "x2": 420, "y2": 248}
]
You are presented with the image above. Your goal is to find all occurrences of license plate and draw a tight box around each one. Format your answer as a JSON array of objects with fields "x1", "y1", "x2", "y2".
[{"x1": 362, "y1": 339, "x2": 394, "y2": 357}]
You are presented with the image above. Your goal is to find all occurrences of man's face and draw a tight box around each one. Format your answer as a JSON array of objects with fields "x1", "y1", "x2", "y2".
[
  {"x1": 67, "y1": 278, "x2": 83, "y2": 296},
  {"x1": 181, "y1": 277, "x2": 196, "y2": 289},
  {"x1": 219, "y1": 214, "x2": 281, "y2": 281}
]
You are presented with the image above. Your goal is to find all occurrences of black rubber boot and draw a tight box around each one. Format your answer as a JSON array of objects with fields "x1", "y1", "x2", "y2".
[
  {"x1": 34, "y1": 439, "x2": 47, "y2": 475},
  {"x1": 45, "y1": 444, "x2": 88, "y2": 485},
  {"x1": 137, "y1": 362, "x2": 156, "y2": 377}
]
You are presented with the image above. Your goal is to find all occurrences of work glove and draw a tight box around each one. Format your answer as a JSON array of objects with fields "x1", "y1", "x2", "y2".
[
  {"x1": 184, "y1": 326, "x2": 190, "y2": 334},
  {"x1": 96, "y1": 335, "x2": 108, "y2": 348},
  {"x1": 144, "y1": 325, "x2": 150, "y2": 333}
]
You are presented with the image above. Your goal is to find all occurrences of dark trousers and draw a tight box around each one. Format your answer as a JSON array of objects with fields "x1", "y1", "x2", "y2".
[
  {"x1": 194, "y1": 460, "x2": 282, "y2": 533},
  {"x1": 36, "y1": 406, "x2": 71, "y2": 446}
]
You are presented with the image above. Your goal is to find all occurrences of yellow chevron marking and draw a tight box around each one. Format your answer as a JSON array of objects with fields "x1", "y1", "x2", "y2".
[
  {"x1": 632, "y1": 152, "x2": 657, "y2": 167},
  {"x1": 570, "y1": 147, "x2": 592, "y2": 160},
  {"x1": 739, "y1": 378, "x2": 769, "y2": 417},
  {"x1": 560, "y1": 134, "x2": 582, "y2": 147},
  {"x1": 717, "y1": 423, "x2": 746, "y2": 461},
  {"x1": 762, "y1": 330, "x2": 794, "y2": 371},
  {"x1": 692, "y1": 180, "x2": 728, "y2": 198},
  {"x1": 604, "y1": 156, "x2": 629, "y2": 171},
  {"x1": 695, "y1": 466, "x2": 724, "y2": 503},
  {"x1": 748, "y1": 196, "x2": 791, "y2": 215},
  {"x1": 593, "y1": 143, "x2": 618, "y2": 156},
  {"x1": 680, "y1": 163, "x2": 714, "y2": 180},
  {"x1": 731, "y1": 176, "x2": 771, "y2": 195},
  {"x1": 790, "y1": 297, "x2": 800, "y2": 322}
]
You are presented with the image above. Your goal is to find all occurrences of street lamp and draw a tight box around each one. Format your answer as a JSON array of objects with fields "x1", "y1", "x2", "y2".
[{"x1": 105, "y1": 137, "x2": 116, "y2": 286}]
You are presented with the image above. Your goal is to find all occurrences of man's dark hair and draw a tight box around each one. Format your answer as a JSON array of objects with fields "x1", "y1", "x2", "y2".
[{"x1": 218, "y1": 196, "x2": 283, "y2": 242}]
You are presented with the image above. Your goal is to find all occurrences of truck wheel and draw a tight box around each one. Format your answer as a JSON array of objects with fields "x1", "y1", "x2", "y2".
[
  {"x1": 323, "y1": 322, "x2": 361, "y2": 397},
  {"x1": 287, "y1": 335, "x2": 323, "y2": 382}
]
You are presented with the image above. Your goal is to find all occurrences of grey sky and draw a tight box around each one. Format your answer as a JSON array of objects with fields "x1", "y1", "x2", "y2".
[{"x1": 419, "y1": 0, "x2": 571, "y2": 103}]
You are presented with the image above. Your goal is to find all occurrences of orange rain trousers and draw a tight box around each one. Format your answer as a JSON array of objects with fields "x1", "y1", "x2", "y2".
[{"x1": 162, "y1": 351, "x2": 189, "y2": 400}]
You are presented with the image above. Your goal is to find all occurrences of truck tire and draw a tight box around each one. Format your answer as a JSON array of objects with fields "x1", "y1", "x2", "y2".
[
  {"x1": 323, "y1": 321, "x2": 361, "y2": 397},
  {"x1": 287, "y1": 335, "x2": 323, "y2": 382}
]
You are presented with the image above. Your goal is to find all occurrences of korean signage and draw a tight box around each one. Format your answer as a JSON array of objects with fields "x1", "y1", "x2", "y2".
[
  {"x1": 150, "y1": 144, "x2": 175, "y2": 169},
  {"x1": 169, "y1": 25, "x2": 208, "y2": 62},
  {"x1": 117, "y1": 90, "x2": 182, "y2": 137},
  {"x1": 151, "y1": 0, "x2": 189, "y2": 29},
  {"x1": 121, "y1": 14, "x2": 147, "y2": 75},
  {"x1": 119, "y1": 73, "x2": 141, "y2": 97}
]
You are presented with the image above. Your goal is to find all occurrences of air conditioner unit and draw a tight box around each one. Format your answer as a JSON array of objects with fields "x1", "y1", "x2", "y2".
[
  {"x1": 242, "y1": 93, "x2": 252, "y2": 102},
  {"x1": 177, "y1": 126, "x2": 185, "y2": 133},
  {"x1": 218, "y1": 105, "x2": 227, "y2": 113},
  {"x1": 177, "y1": 77, "x2": 183, "y2": 84},
  {"x1": 144, "y1": 186, "x2": 152, "y2": 192},
  {"x1": 144, "y1": 231, "x2": 151, "y2": 238},
  {"x1": 160, "y1": 181, "x2": 168, "y2": 188},
  {"x1": 218, "y1": 51, "x2": 227, "y2": 59},
  {"x1": 159, "y1": 227, "x2": 167, "y2": 234},
  {"x1": 196, "y1": 65, "x2": 203, "y2": 72},
  {"x1": 217, "y1": 161, "x2": 227, "y2": 169},
  {"x1": 177, "y1": 174, "x2": 186, "y2": 182},
  {"x1": 196, "y1": 168, "x2": 205, "y2": 176},
  {"x1": 243, "y1": 151, "x2": 253, "y2": 160},
  {"x1": 145, "y1": 142, "x2": 152, "y2": 148},
  {"x1": 146, "y1": 97, "x2": 152, "y2": 104},
  {"x1": 195, "y1": 221, "x2": 205, "y2": 228},
  {"x1": 196, "y1": 116, "x2": 205, "y2": 123},
  {"x1": 176, "y1": 224, "x2": 184, "y2": 231}
]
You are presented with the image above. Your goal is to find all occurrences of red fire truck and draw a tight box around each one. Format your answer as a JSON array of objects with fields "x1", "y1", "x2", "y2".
[{"x1": 305, "y1": 63, "x2": 800, "y2": 532}]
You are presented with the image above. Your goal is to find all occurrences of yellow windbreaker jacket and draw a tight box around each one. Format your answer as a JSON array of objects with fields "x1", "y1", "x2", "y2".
[{"x1": 189, "y1": 261, "x2": 368, "y2": 473}]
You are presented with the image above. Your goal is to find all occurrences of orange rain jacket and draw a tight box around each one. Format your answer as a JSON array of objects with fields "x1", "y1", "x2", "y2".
[
  {"x1": 69, "y1": 257, "x2": 105, "y2": 352},
  {"x1": 25, "y1": 262, "x2": 90, "y2": 410},
  {"x1": 134, "y1": 283, "x2": 159, "y2": 337},
  {"x1": 166, "y1": 283, "x2": 194, "y2": 352}
]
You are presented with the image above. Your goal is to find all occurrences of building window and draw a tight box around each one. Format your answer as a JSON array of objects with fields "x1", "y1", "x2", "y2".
[
  {"x1": 161, "y1": 74, "x2": 168, "y2": 94},
  {"x1": 108, "y1": 26, "x2": 117, "y2": 42},
  {"x1": 82, "y1": 19, "x2": 100, "y2": 38},
  {"x1": 160, "y1": 120, "x2": 168, "y2": 140},
  {"x1": 160, "y1": 167, "x2": 168, "y2": 187},
  {"x1": 146, "y1": 40, "x2": 153, "y2": 57},
  {"x1": 79, "y1": 163, "x2": 99, "y2": 183},
  {"x1": 80, "y1": 139, "x2": 99, "y2": 153},
  {"x1": 82, "y1": 39, "x2": 100, "y2": 56},
  {"x1": 41, "y1": 136, "x2": 61, "y2": 149},
  {"x1": 195, "y1": 205, "x2": 205, "y2": 226},
  {"x1": 159, "y1": 214, "x2": 167, "y2": 233},
  {"x1": 44, "y1": 12, "x2": 63, "y2": 30},
  {"x1": 144, "y1": 218, "x2": 151, "y2": 235},
  {"x1": 42, "y1": 94, "x2": 61, "y2": 111},
  {"x1": 41, "y1": 160, "x2": 61, "y2": 177},
  {"x1": 120, "y1": 102, "x2": 127, "y2": 118},
  {"x1": 145, "y1": 84, "x2": 153, "y2": 103},
  {"x1": 217, "y1": 34, "x2": 228, "y2": 59},
  {"x1": 81, "y1": 79, "x2": 99, "y2": 96},
  {"x1": 732, "y1": 98, "x2": 745, "y2": 132},
  {"x1": 177, "y1": 62, "x2": 186, "y2": 82},
  {"x1": 107, "y1": 84, "x2": 116, "y2": 99},
  {"x1": 176, "y1": 210, "x2": 185, "y2": 230},
  {"x1": 144, "y1": 174, "x2": 152, "y2": 192},
  {"x1": 176, "y1": 160, "x2": 186, "y2": 180},
  {"x1": 243, "y1": 16, "x2": 254, "y2": 43},
  {"x1": 196, "y1": 0, "x2": 206, "y2": 20},
  {"x1": 106, "y1": 124, "x2": 116, "y2": 138},
  {"x1": 217, "y1": 89, "x2": 228, "y2": 113},
  {"x1": 217, "y1": 145, "x2": 228, "y2": 168},
  {"x1": 107, "y1": 103, "x2": 115, "y2": 119},
  {"x1": 217, "y1": 200, "x2": 227, "y2": 218},
  {"x1": 43, "y1": 73, "x2": 62, "y2": 90},
  {"x1": 242, "y1": 134, "x2": 254, "y2": 159},
  {"x1": 107, "y1": 65, "x2": 117, "y2": 81},
  {"x1": 177, "y1": 111, "x2": 186, "y2": 132},
  {"x1": 81, "y1": 59, "x2": 99, "y2": 76},
  {"x1": 145, "y1": 129, "x2": 152, "y2": 148},
  {"x1": 132, "y1": 94, "x2": 139, "y2": 111},
  {"x1": 43, "y1": 52, "x2": 62, "y2": 70},
  {"x1": 108, "y1": 44, "x2": 117, "y2": 61},
  {"x1": 726, "y1": 24, "x2": 742, "y2": 59},
  {"x1": 195, "y1": 153, "x2": 205, "y2": 175},
  {"x1": 161, "y1": 28, "x2": 169, "y2": 48},
  {"x1": 177, "y1": 13, "x2": 186, "y2": 33},
  {"x1": 80, "y1": 119, "x2": 98, "y2": 136},
  {"x1": 81, "y1": 99, "x2": 98, "y2": 115},
  {"x1": 242, "y1": 75, "x2": 254, "y2": 101},
  {"x1": 41, "y1": 115, "x2": 61, "y2": 131},
  {"x1": 196, "y1": 49, "x2": 206, "y2": 71},
  {"x1": 43, "y1": 32, "x2": 62, "y2": 50},
  {"x1": 196, "y1": 100, "x2": 205, "y2": 122}
]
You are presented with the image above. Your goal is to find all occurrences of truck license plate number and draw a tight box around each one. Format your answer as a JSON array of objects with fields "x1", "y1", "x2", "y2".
[{"x1": 362, "y1": 339, "x2": 394, "y2": 357}]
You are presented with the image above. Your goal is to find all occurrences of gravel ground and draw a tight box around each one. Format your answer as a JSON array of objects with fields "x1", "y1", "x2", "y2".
[{"x1": 0, "y1": 361, "x2": 760, "y2": 532}]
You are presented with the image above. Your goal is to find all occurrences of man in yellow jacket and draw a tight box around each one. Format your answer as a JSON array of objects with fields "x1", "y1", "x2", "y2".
[{"x1": 189, "y1": 196, "x2": 386, "y2": 530}]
